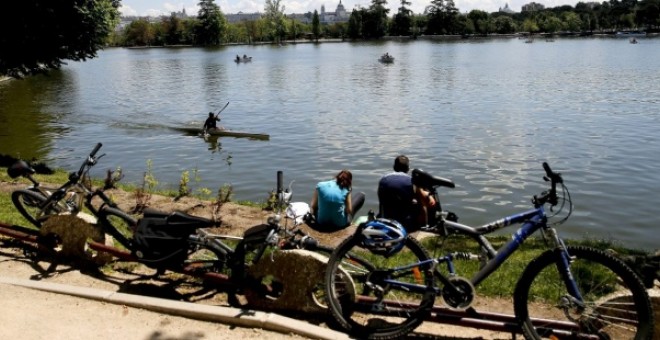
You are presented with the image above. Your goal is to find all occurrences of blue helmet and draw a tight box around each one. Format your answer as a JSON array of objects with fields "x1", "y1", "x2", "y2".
[{"x1": 361, "y1": 218, "x2": 407, "y2": 256}]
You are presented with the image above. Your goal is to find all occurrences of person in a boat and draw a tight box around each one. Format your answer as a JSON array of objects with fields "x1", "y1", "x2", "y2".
[
  {"x1": 309, "y1": 169, "x2": 365, "y2": 231},
  {"x1": 203, "y1": 112, "x2": 220, "y2": 131},
  {"x1": 243, "y1": 54, "x2": 248, "y2": 59},
  {"x1": 235, "y1": 55, "x2": 240, "y2": 61},
  {"x1": 377, "y1": 155, "x2": 435, "y2": 231}
]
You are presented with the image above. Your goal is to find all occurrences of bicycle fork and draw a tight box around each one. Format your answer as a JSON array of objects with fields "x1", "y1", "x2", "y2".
[{"x1": 543, "y1": 227, "x2": 586, "y2": 312}]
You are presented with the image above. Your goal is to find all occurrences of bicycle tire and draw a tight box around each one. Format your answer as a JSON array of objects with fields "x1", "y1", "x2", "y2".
[
  {"x1": 96, "y1": 206, "x2": 138, "y2": 250},
  {"x1": 11, "y1": 189, "x2": 63, "y2": 228},
  {"x1": 514, "y1": 245, "x2": 654, "y2": 340},
  {"x1": 325, "y1": 234, "x2": 436, "y2": 339}
]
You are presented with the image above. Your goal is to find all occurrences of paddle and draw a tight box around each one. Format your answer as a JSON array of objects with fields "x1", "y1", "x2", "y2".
[{"x1": 203, "y1": 102, "x2": 230, "y2": 136}]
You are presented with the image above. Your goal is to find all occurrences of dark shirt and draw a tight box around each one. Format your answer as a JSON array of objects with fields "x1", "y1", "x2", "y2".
[
  {"x1": 377, "y1": 171, "x2": 416, "y2": 227},
  {"x1": 204, "y1": 116, "x2": 219, "y2": 130}
]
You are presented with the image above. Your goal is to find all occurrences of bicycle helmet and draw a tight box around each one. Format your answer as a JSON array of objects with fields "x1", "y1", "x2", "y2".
[{"x1": 361, "y1": 218, "x2": 407, "y2": 256}]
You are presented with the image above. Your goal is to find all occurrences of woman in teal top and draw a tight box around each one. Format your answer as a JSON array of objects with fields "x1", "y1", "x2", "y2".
[{"x1": 310, "y1": 169, "x2": 365, "y2": 231}]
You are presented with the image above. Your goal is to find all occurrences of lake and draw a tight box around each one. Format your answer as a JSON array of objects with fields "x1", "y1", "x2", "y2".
[{"x1": 1, "y1": 36, "x2": 659, "y2": 250}]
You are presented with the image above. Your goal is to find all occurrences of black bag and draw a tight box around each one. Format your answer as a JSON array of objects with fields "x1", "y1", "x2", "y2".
[{"x1": 132, "y1": 217, "x2": 199, "y2": 268}]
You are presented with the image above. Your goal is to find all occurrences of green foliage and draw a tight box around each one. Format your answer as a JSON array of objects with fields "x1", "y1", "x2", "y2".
[
  {"x1": 196, "y1": 0, "x2": 228, "y2": 46},
  {"x1": 312, "y1": 10, "x2": 321, "y2": 41},
  {"x1": 176, "y1": 170, "x2": 191, "y2": 200},
  {"x1": 0, "y1": 0, "x2": 120, "y2": 78},
  {"x1": 264, "y1": 0, "x2": 287, "y2": 43}
]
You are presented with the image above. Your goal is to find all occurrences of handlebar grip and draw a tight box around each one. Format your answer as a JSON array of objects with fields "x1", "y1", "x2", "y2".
[
  {"x1": 90, "y1": 143, "x2": 103, "y2": 157},
  {"x1": 542, "y1": 162, "x2": 552, "y2": 177},
  {"x1": 277, "y1": 171, "x2": 283, "y2": 193}
]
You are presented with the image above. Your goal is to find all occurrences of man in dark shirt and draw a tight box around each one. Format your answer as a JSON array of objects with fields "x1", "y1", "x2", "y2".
[
  {"x1": 203, "y1": 112, "x2": 219, "y2": 130},
  {"x1": 377, "y1": 155, "x2": 435, "y2": 230}
]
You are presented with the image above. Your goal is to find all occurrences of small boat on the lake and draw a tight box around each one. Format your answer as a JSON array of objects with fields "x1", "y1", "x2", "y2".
[
  {"x1": 234, "y1": 55, "x2": 252, "y2": 63},
  {"x1": 379, "y1": 53, "x2": 394, "y2": 63},
  {"x1": 174, "y1": 127, "x2": 269, "y2": 140}
]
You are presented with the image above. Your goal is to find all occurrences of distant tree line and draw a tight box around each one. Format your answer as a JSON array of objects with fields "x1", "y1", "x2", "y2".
[
  {"x1": 113, "y1": 0, "x2": 660, "y2": 46},
  {"x1": 1, "y1": 0, "x2": 658, "y2": 77}
]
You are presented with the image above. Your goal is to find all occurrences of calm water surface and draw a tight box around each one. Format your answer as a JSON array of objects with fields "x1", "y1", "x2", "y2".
[{"x1": 1, "y1": 37, "x2": 659, "y2": 250}]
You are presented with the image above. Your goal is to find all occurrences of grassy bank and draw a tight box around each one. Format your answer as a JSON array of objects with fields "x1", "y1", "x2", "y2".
[{"x1": 1, "y1": 166, "x2": 654, "y2": 298}]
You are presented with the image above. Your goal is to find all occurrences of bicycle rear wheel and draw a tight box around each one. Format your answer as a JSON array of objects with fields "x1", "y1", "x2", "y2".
[
  {"x1": 325, "y1": 234, "x2": 436, "y2": 339},
  {"x1": 514, "y1": 245, "x2": 654, "y2": 340},
  {"x1": 11, "y1": 189, "x2": 64, "y2": 228}
]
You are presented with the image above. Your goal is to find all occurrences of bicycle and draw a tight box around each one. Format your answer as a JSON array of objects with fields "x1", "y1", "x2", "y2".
[
  {"x1": 7, "y1": 143, "x2": 138, "y2": 251},
  {"x1": 324, "y1": 162, "x2": 654, "y2": 339}
]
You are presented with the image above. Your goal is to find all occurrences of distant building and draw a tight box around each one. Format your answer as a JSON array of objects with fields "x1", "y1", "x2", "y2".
[
  {"x1": 499, "y1": 3, "x2": 515, "y2": 14},
  {"x1": 226, "y1": 12, "x2": 262, "y2": 23},
  {"x1": 170, "y1": 7, "x2": 188, "y2": 19},
  {"x1": 320, "y1": 1, "x2": 349, "y2": 23}
]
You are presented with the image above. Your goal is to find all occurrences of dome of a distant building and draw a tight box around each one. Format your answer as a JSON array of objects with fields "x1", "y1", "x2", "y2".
[{"x1": 499, "y1": 3, "x2": 515, "y2": 13}]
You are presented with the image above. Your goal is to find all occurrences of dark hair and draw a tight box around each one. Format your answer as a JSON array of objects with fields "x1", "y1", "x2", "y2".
[
  {"x1": 335, "y1": 169, "x2": 352, "y2": 189},
  {"x1": 393, "y1": 155, "x2": 409, "y2": 173},
  {"x1": 208, "y1": 112, "x2": 214, "y2": 117}
]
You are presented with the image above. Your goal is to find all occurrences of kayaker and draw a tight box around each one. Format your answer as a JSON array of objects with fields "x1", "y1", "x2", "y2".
[{"x1": 203, "y1": 112, "x2": 220, "y2": 132}]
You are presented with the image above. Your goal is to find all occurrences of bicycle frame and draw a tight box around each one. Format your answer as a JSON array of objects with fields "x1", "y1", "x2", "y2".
[{"x1": 380, "y1": 183, "x2": 586, "y2": 306}]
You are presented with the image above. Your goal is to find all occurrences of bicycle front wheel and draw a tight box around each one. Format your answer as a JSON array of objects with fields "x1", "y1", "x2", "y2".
[
  {"x1": 325, "y1": 234, "x2": 436, "y2": 339},
  {"x1": 96, "y1": 206, "x2": 138, "y2": 250},
  {"x1": 11, "y1": 189, "x2": 63, "y2": 228},
  {"x1": 514, "y1": 245, "x2": 654, "y2": 340}
]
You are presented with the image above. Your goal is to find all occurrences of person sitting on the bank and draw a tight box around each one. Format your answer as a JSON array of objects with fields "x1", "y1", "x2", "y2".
[
  {"x1": 203, "y1": 112, "x2": 220, "y2": 131},
  {"x1": 309, "y1": 169, "x2": 365, "y2": 231},
  {"x1": 377, "y1": 155, "x2": 435, "y2": 231}
]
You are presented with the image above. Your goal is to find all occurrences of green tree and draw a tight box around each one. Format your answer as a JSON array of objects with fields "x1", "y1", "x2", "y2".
[
  {"x1": 123, "y1": 19, "x2": 155, "y2": 46},
  {"x1": 196, "y1": 0, "x2": 227, "y2": 46},
  {"x1": 492, "y1": 15, "x2": 517, "y2": 33},
  {"x1": 164, "y1": 13, "x2": 185, "y2": 45},
  {"x1": 0, "y1": 0, "x2": 120, "y2": 78},
  {"x1": 391, "y1": 0, "x2": 413, "y2": 36},
  {"x1": 347, "y1": 9, "x2": 364, "y2": 38},
  {"x1": 637, "y1": 0, "x2": 660, "y2": 28},
  {"x1": 312, "y1": 10, "x2": 321, "y2": 41},
  {"x1": 426, "y1": 0, "x2": 460, "y2": 35},
  {"x1": 363, "y1": 0, "x2": 390, "y2": 38},
  {"x1": 264, "y1": 0, "x2": 287, "y2": 43},
  {"x1": 467, "y1": 9, "x2": 490, "y2": 34}
]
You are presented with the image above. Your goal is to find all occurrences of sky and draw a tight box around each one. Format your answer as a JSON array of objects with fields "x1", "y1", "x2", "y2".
[{"x1": 118, "y1": 0, "x2": 581, "y2": 18}]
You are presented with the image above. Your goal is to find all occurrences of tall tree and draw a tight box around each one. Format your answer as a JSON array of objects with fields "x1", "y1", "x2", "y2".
[
  {"x1": 0, "y1": 0, "x2": 120, "y2": 78},
  {"x1": 391, "y1": 0, "x2": 413, "y2": 36},
  {"x1": 347, "y1": 9, "x2": 364, "y2": 39},
  {"x1": 196, "y1": 0, "x2": 227, "y2": 46},
  {"x1": 264, "y1": 0, "x2": 287, "y2": 43},
  {"x1": 312, "y1": 10, "x2": 321, "y2": 41},
  {"x1": 364, "y1": 0, "x2": 390, "y2": 38},
  {"x1": 425, "y1": 0, "x2": 459, "y2": 35}
]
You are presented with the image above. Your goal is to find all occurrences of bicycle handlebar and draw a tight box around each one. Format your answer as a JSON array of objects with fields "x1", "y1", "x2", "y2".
[{"x1": 534, "y1": 162, "x2": 563, "y2": 207}]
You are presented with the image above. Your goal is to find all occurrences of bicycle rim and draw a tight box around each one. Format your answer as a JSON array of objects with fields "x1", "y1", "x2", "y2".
[
  {"x1": 325, "y1": 234, "x2": 436, "y2": 339},
  {"x1": 11, "y1": 190, "x2": 60, "y2": 228},
  {"x1": 514, "y1": 246, "x2": 654, "y2": 340}
]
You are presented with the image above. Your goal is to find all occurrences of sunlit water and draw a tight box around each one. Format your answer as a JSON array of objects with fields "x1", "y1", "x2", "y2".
[{"x1": 1, "y1": 37, "x2": 659, "y2": 250}]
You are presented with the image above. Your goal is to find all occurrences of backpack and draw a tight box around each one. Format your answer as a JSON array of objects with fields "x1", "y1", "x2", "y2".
[{"x1": 132, "y1": 216, "x2": 199, "y2": 269}]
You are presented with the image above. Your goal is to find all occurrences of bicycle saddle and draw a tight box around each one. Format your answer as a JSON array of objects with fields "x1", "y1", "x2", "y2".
[
  {"x1": 412, "y1": 168, "x2": 455, "y2": 189},
  {"x1": 7, "y1": 160, "x2": 35, "y2": 179}
]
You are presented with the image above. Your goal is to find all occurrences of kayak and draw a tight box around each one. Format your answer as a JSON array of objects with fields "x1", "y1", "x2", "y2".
[{"x1": 175, "y1": 127, "x2": 269, "y2": 140}]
